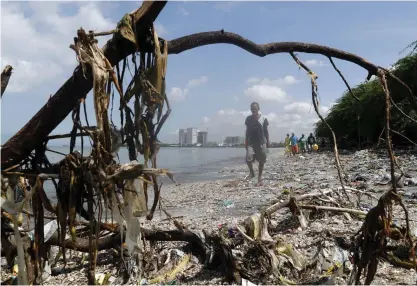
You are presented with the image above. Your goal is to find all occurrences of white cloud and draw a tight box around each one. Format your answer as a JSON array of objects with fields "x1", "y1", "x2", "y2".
[
  {"x1": 305, "y1": 59, "x2": 327, "y2": 67},
  {"x1": 168, "y1": 76, "x2": 208, "y2": 101},
  {"x1": 284, "y1": 101, "x2": 331, "y2": 117},
  {"x1": 177, "y1": 7, "x2": 189, "y2": 16},
  {"x1": 202, "y1": 116, "x2": 210, "y2": 123},
  {"x1": 243, "y1": 75, "x2": 301, "y2": 102},
  {"x1": 233, "y1": 96, "x2": 239, "y2": 101},
  {"x1": 284, "y1": 102, "x2": 313, "y2": 116},
  {"x1": 168, "y1": 87, "x2": 186, "y2": 101},
  {"x1": 244, "y1": 84, "x2": 287, "y2": 102},
  {"x1": 1, "y1": 2, "x2": 115, "y2": 93}
]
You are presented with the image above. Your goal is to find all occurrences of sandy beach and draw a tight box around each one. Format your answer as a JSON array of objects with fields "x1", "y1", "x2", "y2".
[{"x1": 2, "y1": 149, "x2": 417, "y2": 285}]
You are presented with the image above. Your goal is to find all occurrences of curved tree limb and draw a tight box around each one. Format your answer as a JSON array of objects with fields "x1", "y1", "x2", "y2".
[
  {"x1": 167, "y1": 31, "x2": 380, "y2": 73},
  {"x1": 166, "y1": 31, "x2": 417, "y2": 109}
]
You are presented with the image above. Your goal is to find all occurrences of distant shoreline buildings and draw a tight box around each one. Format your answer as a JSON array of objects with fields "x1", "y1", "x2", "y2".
[
  {"x1": 178, "y1": 128, "x2": 248, "y2": 147},
  {"x1": 179, "y1": 127, "x2": 208, "y2": 146}
]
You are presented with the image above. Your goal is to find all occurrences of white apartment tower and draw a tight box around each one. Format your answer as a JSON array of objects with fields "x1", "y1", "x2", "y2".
[{"x1": 186, "y1": 128, "x2": 198, "y2": 145}]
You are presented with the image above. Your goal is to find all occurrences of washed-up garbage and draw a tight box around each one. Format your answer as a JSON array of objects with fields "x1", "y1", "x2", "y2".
[
  {"x1": 404, "y1": 178, "x2": 417, "y2": 186},
  {"x1": 276, "y1": 242, "x2": 307, "y2": 271},
  {"x1": 317, "y1": 244, "x2": 350, "y2": 274},
  {"x1": 28, "y1": 220, "x2": 58, "y2": 243},
  {"x1": 242, "y1": 278, "x2": 257, "y2": 286},
  {"x1": 148, "y1": 254, "x2": 190, "y2": 285}
]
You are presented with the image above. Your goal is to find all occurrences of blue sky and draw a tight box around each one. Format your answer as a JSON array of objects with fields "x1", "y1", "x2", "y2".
[{"x1": 1, "y1": 1, "x2": 417, "y2": 145}]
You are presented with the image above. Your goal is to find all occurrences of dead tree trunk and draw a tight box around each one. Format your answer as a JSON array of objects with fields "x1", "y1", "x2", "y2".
[
  {"x1": 1, "y1": 1, "x2": 166, "y2": 169},
  {"x1": 1, "y1": 65, "x2": 13, "y2": 97}
]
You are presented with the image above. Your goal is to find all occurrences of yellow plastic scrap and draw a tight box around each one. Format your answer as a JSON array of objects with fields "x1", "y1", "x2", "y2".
[
  {"x1": 319, "y1": 261, "x2": 343, "y2": 278},
  {"x1": 279, "y1": 275, "x2": 296, "y2": 285},
  {"x1": 276, "y1": 242, "x2": 306, "y2": 271},
  {"x1": 250, "y1": 213, "x2": 261, "y2": 239},
  {"x1": 95, "y1": 273, "x2": 111, "y2": 285},
  {"x1": 149, "y1": 254, "x2": 190, "y2": 284},
  {"x1": 12, "y1": 264, "x2": 18, "y2": 276}
]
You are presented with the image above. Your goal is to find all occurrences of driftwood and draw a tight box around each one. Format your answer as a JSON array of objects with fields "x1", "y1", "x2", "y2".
[
  {"x1": 0, "y1": 1, "x2": 167, "y2": 169},
  {"x1": 1, "y1": 65, "x2": 13, "y2": 97}
]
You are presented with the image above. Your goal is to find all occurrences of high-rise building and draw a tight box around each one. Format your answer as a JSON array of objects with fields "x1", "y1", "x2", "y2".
[
  {"x1": 197, "y1": 131, "x2": 208, "y2": 145},
  {"x1": 186, "y1": 128, "x2": 198, "y2": 145},
  {"x1": 178, "y1": 129, "x2": 187, "y2": 146}
]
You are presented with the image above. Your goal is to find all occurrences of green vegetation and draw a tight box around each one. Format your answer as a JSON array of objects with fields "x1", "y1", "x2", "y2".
[{"x1": 315, "y1": 42, "x2": 417, "y2": 149}]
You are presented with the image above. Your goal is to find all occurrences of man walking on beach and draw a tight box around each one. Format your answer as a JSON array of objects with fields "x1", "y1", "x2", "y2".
[{"x1": 245, "y1": 102, "x2": 270, "y2": 186}]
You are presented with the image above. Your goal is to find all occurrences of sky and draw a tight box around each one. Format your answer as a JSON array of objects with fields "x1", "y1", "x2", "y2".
[{"x1": 1, "y1": 1, "x2": 417, "y2": 145}]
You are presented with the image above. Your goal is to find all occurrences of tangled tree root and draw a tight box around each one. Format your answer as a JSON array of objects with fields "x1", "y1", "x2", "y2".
[{"x1": 350, "y1": 189, "x2": 416, "y2": 285}]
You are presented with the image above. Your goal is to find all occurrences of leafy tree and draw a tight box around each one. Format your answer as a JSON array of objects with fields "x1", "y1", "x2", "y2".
[{"x1": 315, "y1": 43, "x2": 417, "y2": 149}]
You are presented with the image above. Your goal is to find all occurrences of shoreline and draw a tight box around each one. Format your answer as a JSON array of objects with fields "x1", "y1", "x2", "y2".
[{"x1": 2, "y1": 149, "x2": 417, "y2": 285}]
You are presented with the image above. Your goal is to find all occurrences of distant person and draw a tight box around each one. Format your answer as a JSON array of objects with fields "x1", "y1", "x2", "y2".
[
  {"x1": 290, "y1": 133, "x2": 299, "y2": 155},
  {"x1": 244, "y1": 102, "x2": 270, "y2": 186},
  {"x1": 284, "y1": 134, "x2": 291, "y2": 156},
  {"x1": 298, "y1": 134, "x2": 306, "y2": 154},
  {"x1": 307, "y1": 133, "x2": 316, "y2": 153}
]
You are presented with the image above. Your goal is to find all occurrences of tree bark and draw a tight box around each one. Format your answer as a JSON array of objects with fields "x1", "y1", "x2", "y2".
[
  {"x1": 166, "y1": 31, "x2": 379, "y2": 73},
  {"x1": 1, "y1": 1, "x2": 167, "y2": 169},
  {"x1": 1, "y1": 65, "x2": 13, "y2": 97}
]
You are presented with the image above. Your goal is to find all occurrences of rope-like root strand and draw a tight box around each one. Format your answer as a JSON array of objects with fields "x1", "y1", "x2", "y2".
[
  {"x1": 379, "y1": 70, "x2": 397, "y2": 192},
  {"x1": 379, "y1": 69, "x2": 416, "y2": 266},
  {"x1": 289, "y1": 52, "x2": 350, "y2": 203},
  {"x1": 327, "y1": 57, "x2": 360, "y2": 102}
]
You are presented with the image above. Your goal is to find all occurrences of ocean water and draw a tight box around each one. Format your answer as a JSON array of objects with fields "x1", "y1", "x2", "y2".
[
  {"x1": 44, "y1": 146, "x2": 250, "y2": 200},
  {"x1": 47, "y1": 146, "x2": 247, "y2": 180}
]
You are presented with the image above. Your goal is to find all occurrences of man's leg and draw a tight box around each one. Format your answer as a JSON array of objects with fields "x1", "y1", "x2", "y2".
[
  {"x1": 256, "y1": 144, "x2": 267, "y2": 185},
  {"x1": 245, "y1": 147, "x2": 255, "y2": 180},
  {"x1": 258, "y1": 162, "x2": 264, "y2": 184}
]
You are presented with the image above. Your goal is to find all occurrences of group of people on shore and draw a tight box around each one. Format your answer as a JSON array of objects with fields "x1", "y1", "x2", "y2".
[{"x1": 284, "y1": 132, "x2": 318, "y2": 156}]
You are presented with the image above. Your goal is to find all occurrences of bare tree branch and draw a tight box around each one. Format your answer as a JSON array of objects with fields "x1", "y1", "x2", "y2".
[
  {"x1": 390, "y1": 97, "x2": 417, "y2": 125},
  {"x1": 390, "y1": 128, "x2": 417, "y2": 147},
  {"x1": 328, "y1": 57, "x2": 360, "y2": 102},
  {"x1": 167, "y1": 31, "x2": 380, "y2": 74},
  {"x1": 379, "y1": 70, "x2": 397, "y2": 191},
  {"x1": 289, "y1": 52, "x2": 350, "y2": 202},
  {"x1": 166, "y1": 31, "x2": 417, "y2": 110}
]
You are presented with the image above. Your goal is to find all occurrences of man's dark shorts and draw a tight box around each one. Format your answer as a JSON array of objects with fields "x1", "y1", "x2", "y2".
[{"x1": 246, "y1": 144, "x2": 267, "y2": 164}]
